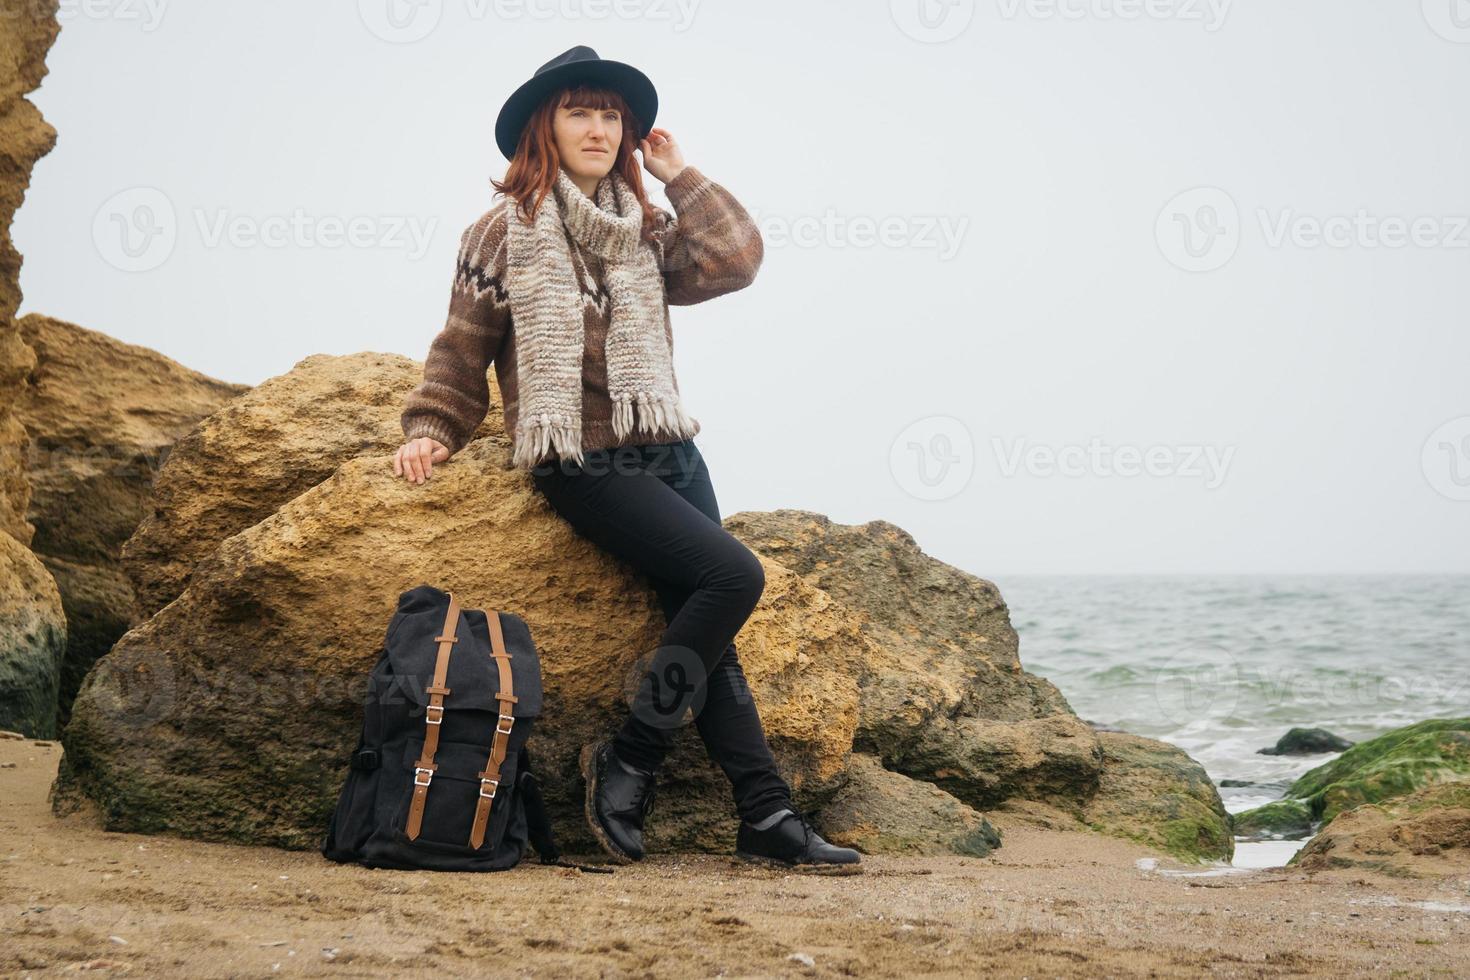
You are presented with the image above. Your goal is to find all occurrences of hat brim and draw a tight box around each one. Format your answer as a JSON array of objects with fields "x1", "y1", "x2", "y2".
[{"x1": 494, "y1": 59, "x2": 658, "y2": 162}]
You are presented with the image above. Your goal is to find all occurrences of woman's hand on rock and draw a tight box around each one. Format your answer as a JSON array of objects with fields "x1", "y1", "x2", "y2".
[{"x1": 393, "y1": 437, "x2": 450, "y2": 484}]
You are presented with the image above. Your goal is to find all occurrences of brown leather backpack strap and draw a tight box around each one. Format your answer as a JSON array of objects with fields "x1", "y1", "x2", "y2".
[
  {"x1": 470, "y1": 610, "x2": 519, "y2": 848},
  {"x1": 404, "y1": 590, "x2": 461, "y2": 841}
]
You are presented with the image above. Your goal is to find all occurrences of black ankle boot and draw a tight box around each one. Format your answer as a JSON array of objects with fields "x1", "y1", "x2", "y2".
[
  {"x1": 736, "y1": 808, "x2": 863, "y2": 873},
  {"x1": 578, "y1": 738, "x2": 658, "y2": 863}
]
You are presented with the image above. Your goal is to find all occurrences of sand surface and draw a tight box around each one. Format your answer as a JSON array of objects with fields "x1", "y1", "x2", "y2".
[{"x1": 3, "y1": 736, "x2": 1467, "y2": 978}]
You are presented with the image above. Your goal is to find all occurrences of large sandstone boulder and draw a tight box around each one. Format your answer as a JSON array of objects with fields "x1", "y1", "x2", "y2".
[
  {"x1": 0, "y1": 0, "x2": 60, "y2": 543},
  {"x1": 0, "y1": 531, "x2": 67, "y2": 737},
  {"x1": 120, "y1": 351, "x2": 501, "y2": 619},
  {"x1": 1292, "y1": 780, "x2": 1470, "y2": 878},
  {"x1": 14, "y1": 314, "x2": 248, "y2": 726},
  {"x1": 55, "y1": 439, "x2": 861, "y2": 853}
]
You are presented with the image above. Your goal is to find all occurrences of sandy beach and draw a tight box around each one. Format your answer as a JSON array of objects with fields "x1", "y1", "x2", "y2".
[{"x1": 4, "y1": 736, "x2": 1467, "y2": 978}]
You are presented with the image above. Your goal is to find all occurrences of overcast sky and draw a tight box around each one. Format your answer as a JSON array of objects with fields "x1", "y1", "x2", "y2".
[{"x1": 16, "y1": 0, "x2": 1470, "y2": 575}]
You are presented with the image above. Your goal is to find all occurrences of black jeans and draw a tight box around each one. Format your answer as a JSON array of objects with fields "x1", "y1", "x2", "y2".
[{"x1": 530, "y1": 437, "x2": 795, "y2": 824}]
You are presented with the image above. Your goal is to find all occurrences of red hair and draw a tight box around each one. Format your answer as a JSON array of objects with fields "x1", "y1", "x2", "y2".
[{"x1": 491, "y1": 83, "x2": 659, "y2": 243}]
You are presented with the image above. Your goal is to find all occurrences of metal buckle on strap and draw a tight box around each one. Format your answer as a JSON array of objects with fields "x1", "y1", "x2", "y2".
[
  {"x1": 425, "y1": 704, "x2": 444, "y2": 725},
  {"x1": 414, "y1": 766, "x2": 435, "y2": 787},
  {"x1": 496, "y1": 713, "x2": 514, "y2": 735},
  {"x1": 479, "y1": 777, "x2": 499, "y2": 799}
]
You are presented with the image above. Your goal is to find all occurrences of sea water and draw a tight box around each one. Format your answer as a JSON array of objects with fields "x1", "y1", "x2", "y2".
[{"x1": 996, "y1": 574, "x2": 1469, "y2": 867}]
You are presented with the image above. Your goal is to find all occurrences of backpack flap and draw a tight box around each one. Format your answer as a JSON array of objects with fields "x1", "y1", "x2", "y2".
[{"x1": 385, "y1": 585, "x2": 543, "y2": 720}]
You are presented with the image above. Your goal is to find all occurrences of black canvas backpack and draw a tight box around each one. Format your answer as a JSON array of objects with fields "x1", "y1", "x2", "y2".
[{"x1": 320, "y1": 584, "x2": 609, "y2": 873}]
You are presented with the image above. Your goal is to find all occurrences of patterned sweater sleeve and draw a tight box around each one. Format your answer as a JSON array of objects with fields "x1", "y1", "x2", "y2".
[
  {"x1": 653, "y1": 165, "x2": 765, "y2": 306},
  {"x1": 400, "y1": 209, "x2": 510, "y2": 456}
]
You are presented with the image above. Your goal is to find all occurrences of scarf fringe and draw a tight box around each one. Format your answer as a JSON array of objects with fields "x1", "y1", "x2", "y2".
[
  {"x1": 612, "y1": 391, "x2": 700, "y2": 442},
  {"x1": 512, "y1": 413, "x2": 585, "y2": 469}
]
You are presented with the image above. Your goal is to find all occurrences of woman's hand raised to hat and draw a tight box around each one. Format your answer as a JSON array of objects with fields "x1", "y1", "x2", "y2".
[{"x1": 638, "y1": 126, "x2": 687, "y2": 185}]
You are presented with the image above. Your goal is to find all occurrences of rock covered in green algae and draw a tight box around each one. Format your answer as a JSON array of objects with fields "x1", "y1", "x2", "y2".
[
  {"x1": 1288, "y1": 717, "x2": 1470, "y2": 822},
  {"x1": 1230, "y1": 798, "x2": 1315, "y2": 841},
  {"x1": 1233, "y1": 718, "x2": 1469, "y2": 839},
  {"x1": 1079, "y1": 732, "x2": 1234, "y2": 863}
]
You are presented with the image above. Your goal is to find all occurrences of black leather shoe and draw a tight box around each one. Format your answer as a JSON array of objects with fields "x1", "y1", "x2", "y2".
[
  {"x1": 578, "y1": 738, "x2": 658, "y2": 863},
  {"x1": 735, "y1": 809, "x2": 863, "y2": 874}
]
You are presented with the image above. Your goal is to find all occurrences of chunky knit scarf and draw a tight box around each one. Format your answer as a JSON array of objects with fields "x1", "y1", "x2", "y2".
[{"x1": 503, "y1": 166, "x2": 698, "y2": 469}]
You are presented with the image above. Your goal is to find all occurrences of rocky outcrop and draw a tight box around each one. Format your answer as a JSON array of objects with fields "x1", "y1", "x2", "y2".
[
  {"x1": 57, "y1": 356, "x2": 1230, "y2": 862},
  {"x1": 0, "y1": 0, "x2": 61, "y2": 544},
  {"x1": 1080, "y1": 732, "x2": 1234, "y2": 862},
  {"x1": 120, "y1": 352, "x2": 500, "y2": 619},
  {"x1": 817, "y1": 752, "x2": 1002, "y2": 856},
  {"x1": 0, "y1": 532, "x2": 67, "y2": 736},
  {"x1": 0, "y1": 0, "x2": 64, "y2": 739},
  {"x1": 724, "y1": 511, "x2": 1102, "y2": 811},
  {"x1": 1257, "y1": 727, "x2": 1354, "y2": 756},
  {"x1": 13, "y1": 315, "x2": 248, "y2": 726},
  {"x1": 1292, "y1": 780, "x2": 1470, "y2": 878}
]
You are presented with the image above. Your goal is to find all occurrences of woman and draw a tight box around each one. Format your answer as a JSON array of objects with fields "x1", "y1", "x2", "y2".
[{"x1": 391, "y1": 46, "x2": 859, "y2": 872}]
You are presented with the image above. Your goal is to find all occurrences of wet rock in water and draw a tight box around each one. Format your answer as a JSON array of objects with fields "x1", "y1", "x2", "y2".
[
  {"x1": 1218, "y1": 778, "x2": 1255, "y2": 788},
  {"x1": 1257, "y1": 727, "x2": 1355, "y2": 756},
  {"x1": 1292, "y1": 780, "x2": 1470, "y2": 878},
  {"x1": 1230, "y1": 798, "x2": 1314, "y2": 841}
]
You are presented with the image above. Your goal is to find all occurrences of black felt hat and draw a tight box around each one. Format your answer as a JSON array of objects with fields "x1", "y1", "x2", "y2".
[{"x1": 494, "y1": 45, "x2": 658, "y2": 161}]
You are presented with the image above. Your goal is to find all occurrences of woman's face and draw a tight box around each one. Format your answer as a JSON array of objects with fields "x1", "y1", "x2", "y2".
[{"x1": 553, "y1": 102, "x2": 622, "y2": 183}]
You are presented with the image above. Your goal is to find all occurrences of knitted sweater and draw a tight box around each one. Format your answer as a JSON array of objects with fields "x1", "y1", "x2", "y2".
[{"x1": 400, "y1": 165, "x2": 763, "y2": 460}]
